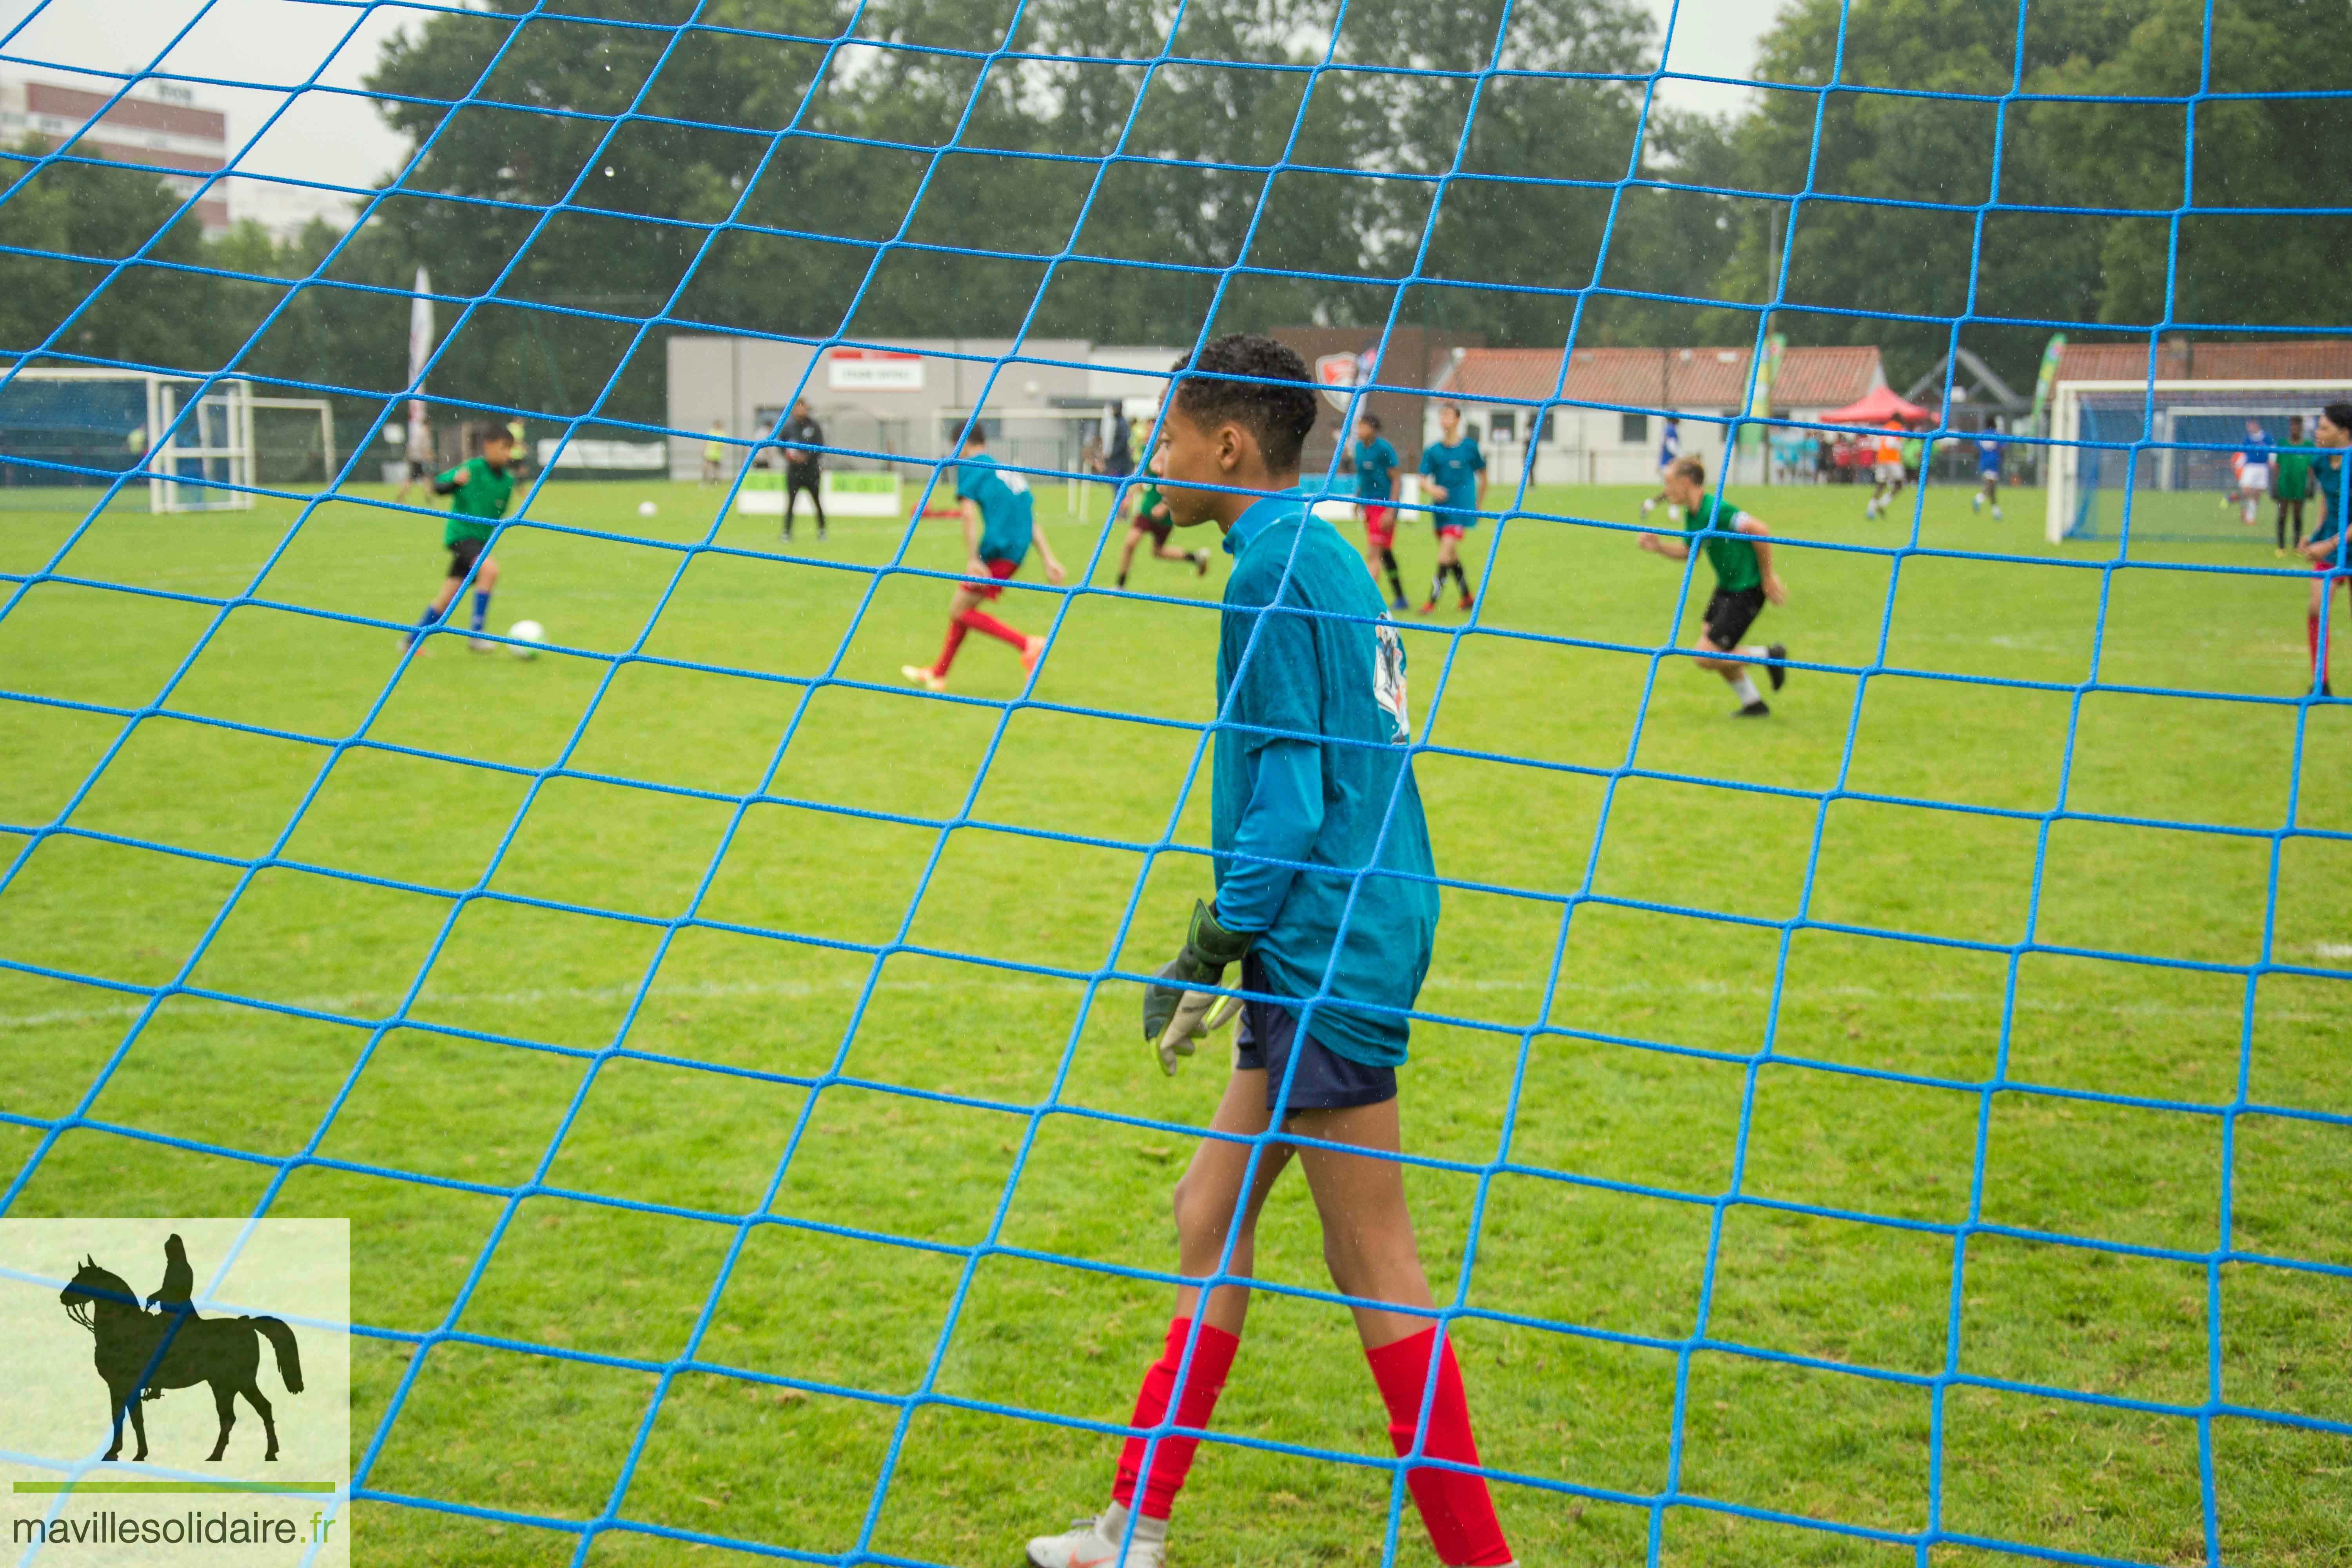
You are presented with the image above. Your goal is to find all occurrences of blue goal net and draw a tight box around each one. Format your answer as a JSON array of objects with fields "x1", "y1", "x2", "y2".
[{"x1": 4, "y1": 0, "x2": 2352, "y2": 1564}]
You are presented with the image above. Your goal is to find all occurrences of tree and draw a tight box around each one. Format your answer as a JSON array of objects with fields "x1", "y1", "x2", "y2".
[
  {"x1": 0, "y1": 139, "x2": 235, "y2": 372},
  {"x1": 1722, "y1": 0, "x2": 2352, "y2": 392}
]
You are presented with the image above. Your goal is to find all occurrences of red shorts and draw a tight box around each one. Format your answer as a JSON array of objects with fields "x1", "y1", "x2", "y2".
[
  {"x1": 1362, "y1": 505, "x2": 1395, "y2": 548},
  {"x1": 1436, "y1": 523, "x2": 1466, "y2": 542},
  {"x1": 966, "y1": 556, "x2": 1020, "y2": 599}
]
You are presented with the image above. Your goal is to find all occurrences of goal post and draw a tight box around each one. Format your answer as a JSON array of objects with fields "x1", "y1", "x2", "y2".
[
  {"x1": 0, "y1": 368, "x2": 258, "y2": 513},
  {"x1": 2047, "y1": 378, "x2": 2352, "y2": 544}
]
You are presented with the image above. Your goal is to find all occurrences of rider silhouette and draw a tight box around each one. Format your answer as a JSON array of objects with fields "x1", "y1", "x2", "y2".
[{"x1": 142, "y1": 1233, "x2": 197, "y2": 1401}]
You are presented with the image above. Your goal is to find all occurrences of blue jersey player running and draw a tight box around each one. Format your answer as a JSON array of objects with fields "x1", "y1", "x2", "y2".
[
  {"x1": 1023, "y1": 336, "x2": 1518, "y2": 1568},
  {"x1": 1345, "y1": 412, "x2": 1407, "y2": 608},
  {"x1": 1971, "y1": 425, "x2": 2005, "y2": 519},
  {"x1": 902, "y1": 424, "x2": 1065, "y2": 690}
]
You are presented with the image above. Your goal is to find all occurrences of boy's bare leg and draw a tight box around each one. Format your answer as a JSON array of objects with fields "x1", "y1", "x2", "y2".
[
  {"x1": 1289, "y1": 1096, "x2": 1436, "y2": 1349},
  {"x1": 1170, "y1": 1068, "x2": 1292, "y2": 1336}
]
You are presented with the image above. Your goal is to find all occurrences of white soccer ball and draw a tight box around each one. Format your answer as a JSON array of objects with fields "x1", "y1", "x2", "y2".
[
  {"x1": 638, "y1": 500, "x2": 658, "y2": 517},
  {"x1": 507, "y1": 620, "x2": 544, "y2": 659}
]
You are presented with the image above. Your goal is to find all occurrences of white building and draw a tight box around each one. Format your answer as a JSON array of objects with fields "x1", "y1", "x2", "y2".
[
  {"x1": 665, "y1": 336, "x2": 1191, "y2": 481},
  {"x1": 1426, "y1": 344, "x2": 1889, "y2": 486}
]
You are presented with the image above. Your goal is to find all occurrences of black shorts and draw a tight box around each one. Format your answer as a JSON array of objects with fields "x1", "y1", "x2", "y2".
[
  {"x1": 1232, "y1": 955, "x2": 1397, "y2": 1113},
  {"x1": 408, "y1": 459, "x2": 432, "y2": 481},
  {"x1": 1703, "y1": 586, "x2": 1766, "y2": 652},
  {"x1": 446, "y1": 535, "x2": 488, "y2": 579},
  {"x1": 787, "y1": 465, "x2": 820, "y2": 494}
]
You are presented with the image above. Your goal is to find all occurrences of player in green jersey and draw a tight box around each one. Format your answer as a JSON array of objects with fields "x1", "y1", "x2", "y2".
[
  {"x1": 2275, "y1": 414, "x2": 2314, "y2": 555},
  {"x1": 1638, "y1": 455, "x2": 1790, "y2": 717},
  {"x1": 1114, "y1": 476, "x2": 1211, "y2": 588},
  {"x1": 403, "y1": 421, "x2": 517, "y2": 654}
]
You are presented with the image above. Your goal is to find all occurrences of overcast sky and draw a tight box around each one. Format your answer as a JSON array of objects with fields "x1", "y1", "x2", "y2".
[{"x1": 0, "y1": 0, "x2": 1780, "y2": 198}]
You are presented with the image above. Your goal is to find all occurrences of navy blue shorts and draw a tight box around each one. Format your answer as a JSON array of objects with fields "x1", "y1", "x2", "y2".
[{"x1": 1231, "y1": 956, "x2": 1397, "y2": 1113}]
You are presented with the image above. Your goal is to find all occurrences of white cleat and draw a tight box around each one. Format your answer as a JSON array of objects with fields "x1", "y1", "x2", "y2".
[
  {"x1": 468, "y1": 637, "x2": 497, "y2": 653},
  {"x1": 1026, "y1": 1512, "x2": 1163, "y2": 1568}
]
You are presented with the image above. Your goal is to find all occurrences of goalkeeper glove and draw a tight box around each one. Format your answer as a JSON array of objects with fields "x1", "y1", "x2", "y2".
[{"x1": 1142, "y1": 899, "x2": 1253, "y2": 1075}]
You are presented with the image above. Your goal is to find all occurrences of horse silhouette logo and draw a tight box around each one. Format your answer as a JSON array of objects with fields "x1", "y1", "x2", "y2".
[{"x1": 58, "y1": 1235, "x2": 303, "y2": 1463}]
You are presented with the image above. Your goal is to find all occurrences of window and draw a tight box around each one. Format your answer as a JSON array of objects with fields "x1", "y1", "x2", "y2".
[
  {"x1": 1488, "y1": 410, "x2": 1516, "y2": 441},
  {"x1": 1621, "y1": 412, "x2": 1650, "y2": 444},
  {"x1": 1538, "y1": 412, "x2": 1556, "y2": 444}
]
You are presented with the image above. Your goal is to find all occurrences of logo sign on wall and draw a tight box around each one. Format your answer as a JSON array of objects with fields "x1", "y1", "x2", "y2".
[
  {"x1": 827, "y1": 348, "x2": 925, "y2": 392},
  {"x1": 1313, "y1": 352, "x2": 1365, "y2": 416}
]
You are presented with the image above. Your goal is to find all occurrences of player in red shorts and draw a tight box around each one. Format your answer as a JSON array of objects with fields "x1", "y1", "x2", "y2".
[
  {"x1": 1346, "y1": 412, "x2": 1408, "y2": 608},
  {"x1": 902, "y1": 423, "x2": 1065, "y2": 691},
  {"x1": 1416, "y1": 402, "x2": 1485, "y2": 614}
]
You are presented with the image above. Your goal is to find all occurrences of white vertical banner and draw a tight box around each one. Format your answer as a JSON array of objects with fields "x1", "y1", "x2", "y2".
[{"x1": 405, "y1": 267, "x2": 433, "y2": 461}]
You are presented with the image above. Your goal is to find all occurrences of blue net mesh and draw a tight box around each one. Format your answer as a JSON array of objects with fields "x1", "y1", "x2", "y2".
[{"x1": 4, "y1": 0, "x2": 2351, "y2": 1564}]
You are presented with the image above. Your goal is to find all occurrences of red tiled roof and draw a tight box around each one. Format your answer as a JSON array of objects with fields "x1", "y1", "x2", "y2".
[
  {"x1": 1436, "y1": 344, "x2": 1885, "y2": 411},
  {"x1": 2056, "y1": 339, "x2": 2352, "y2": 386}
]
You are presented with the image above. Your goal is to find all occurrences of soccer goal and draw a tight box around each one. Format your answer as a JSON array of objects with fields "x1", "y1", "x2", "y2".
[
  {"x1": 0, "y1": 367, "x2": 258, "y2": 513},
  {"x1": 249, "y1": 397, "x2": 338, "y2": 491},
  {"x1": 2047, "y1": 378, "x2": 2352, "y2": 543}
]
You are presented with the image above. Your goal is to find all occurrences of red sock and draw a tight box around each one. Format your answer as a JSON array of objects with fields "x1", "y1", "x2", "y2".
[
  {"x1": 1112, "y1": 1317, "x2": 1240, "y2": 1521},
  {"x1": 931, "y1": 618, "x2": 969, "y2": 679},
  {"x1": 956, "y1": 606, "x2": 1027, "y2": 649},
  {"x1": 1365, "y1": 1328, "x2": 1512, "y2": 1567}
]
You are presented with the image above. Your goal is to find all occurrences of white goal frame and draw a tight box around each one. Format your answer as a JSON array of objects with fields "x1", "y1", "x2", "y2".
[
  {"x1": 2047, "y1": 378, "x2": 2352, "y2": 542},
  {"x1": 3, "y1": 367, "x2": 257, "y2": 512}
]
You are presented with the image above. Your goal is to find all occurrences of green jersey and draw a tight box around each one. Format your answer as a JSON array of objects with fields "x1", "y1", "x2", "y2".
[
  {"x1": 2276, "y1": 440, "x2": 2314, "y2": 501},
  {"x1": 437, "y1": 456, "x2": 515, "y2": 546},
  {"x1": 1684, "y1": 494, "x2": 1762, "y2": 593},
  {"x1": 1135, "y1": 483, "x2": 1172, "y2": 526}
]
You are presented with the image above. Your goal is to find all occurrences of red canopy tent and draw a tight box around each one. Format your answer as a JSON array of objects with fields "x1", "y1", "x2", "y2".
[{"x1": 1820, "y1": 384, "x2": 1933, "y2": 426}]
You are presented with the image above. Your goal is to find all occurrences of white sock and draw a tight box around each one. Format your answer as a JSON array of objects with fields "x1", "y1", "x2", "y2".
[
  {"x1": 1097, "y1": 1504, "x2": 1166, "y2": 1544},
  {"x1": 1730, "y1": 672, "x2": 1761, "y2": 705},
  {"x1": 1737, "y1": 645, "x2": 1769, "y2": 660}
]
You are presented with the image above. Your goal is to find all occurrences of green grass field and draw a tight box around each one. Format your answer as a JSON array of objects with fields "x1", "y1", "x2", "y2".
[{"x1": 4, "y1": 472, "x2": 2351, "y2": 1567}]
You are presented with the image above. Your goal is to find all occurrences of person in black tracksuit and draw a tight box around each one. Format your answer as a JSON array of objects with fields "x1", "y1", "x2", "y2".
[{"x1": 780, "y1": 399, "x2": 826, "y2": 542}]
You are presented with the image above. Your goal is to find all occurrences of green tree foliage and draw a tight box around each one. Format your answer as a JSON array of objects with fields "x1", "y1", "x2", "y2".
[
  {"x1": 4, "y1": 0, "x2": 2339, "y2": 431},
  {"x1": 1730, "y1": 0, "x2": 2352, "y2": 390},
  {"x1": 0, "y1": 139, "x2": 235, "y2": 372}
]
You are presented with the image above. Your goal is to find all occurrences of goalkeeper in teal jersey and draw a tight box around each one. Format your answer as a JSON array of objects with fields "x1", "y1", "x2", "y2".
[
  {"x1": 2297, "y1": 401, "x2": 2352, "y2": 696},
  {"x1": 1637, "y1": 454, "x2": 1790, "y2": 717},
  {"x1": 403, "y1": 421, "x2": 516, "y2": 654},
  {"x1": 1023, "y1": 335, "x2": 1517, "y2": 1568}
]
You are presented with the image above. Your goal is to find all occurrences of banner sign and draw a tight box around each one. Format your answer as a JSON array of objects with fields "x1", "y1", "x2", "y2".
[
  {"x1": 828, "y1": 349, "x2": 924, "y2": 392},
  {"x1": 2031, "y1": 333, "x2": 2067, "y2": 435}
]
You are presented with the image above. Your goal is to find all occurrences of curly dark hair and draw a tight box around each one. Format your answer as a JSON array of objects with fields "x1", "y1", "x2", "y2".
[{"x1": 1171, "y1": 334, "x2": 1319, "y2": 472}]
